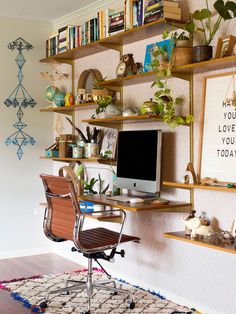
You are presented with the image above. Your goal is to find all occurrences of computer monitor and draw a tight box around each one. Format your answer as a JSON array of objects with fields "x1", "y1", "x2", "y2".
[{"x1": 116, "y1": 129, "x2": 162, "y2": 195}]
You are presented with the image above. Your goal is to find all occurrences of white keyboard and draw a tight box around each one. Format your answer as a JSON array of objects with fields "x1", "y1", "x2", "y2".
[{"x1": 107, "y1": 195, "x2": 132, "y2": 203}]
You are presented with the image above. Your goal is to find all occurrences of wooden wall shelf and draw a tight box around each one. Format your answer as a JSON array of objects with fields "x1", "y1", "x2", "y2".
[
  {"x1": 40, "y1": 102, "x2": 96, "y2": 115},
  {"x1": 164, "y1": 232, "x2": 236, "y2": 254},
  {"x1": 40, "y1": 156, "x2": 116, "y2": 165},
  {"x1": 82, "y1": 114, "x2": 189, "y2": 128},
  {"x1": 79, "y1": 194, "x2": 192, "y2": 213},
  {"x1": 40, "y1": 19, "x2": 185, "y2": 63},
  {"x1": 99, "y1": 56, "x2": 236, "y2": 88},
  {"x1": 163, "y1": 181, "x2": 236, "y2": 193}
]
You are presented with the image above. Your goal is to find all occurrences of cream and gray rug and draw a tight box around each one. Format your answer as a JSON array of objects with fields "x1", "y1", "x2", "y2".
[{"x1": 1, "y1": 270, "x2": 195, "y2": 313}]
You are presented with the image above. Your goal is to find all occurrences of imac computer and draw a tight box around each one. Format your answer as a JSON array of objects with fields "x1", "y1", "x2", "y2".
[{"x1": 115, "y1": 129, "x2": 162, "y2": 201}]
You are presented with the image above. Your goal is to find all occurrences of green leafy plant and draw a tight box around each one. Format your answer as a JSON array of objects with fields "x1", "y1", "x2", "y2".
[
  {"x1": 185, "y1": 0, "x2": 236, "y2": 46},
  {"x1": 82, "y1": 174, "x2": 109, "y2": 195},
  {"x1": 152, "y1": 78, "x2": 194, "y2": 129},
  {"x1": 92, "y1": 77, "x2": 107, "y2": 90},
  {"x1": 149, "y1": 45, "x2": 172, "y2": 78},
  {"x1": 93, "y1": 95, "x2": 113, "y2": 116}
]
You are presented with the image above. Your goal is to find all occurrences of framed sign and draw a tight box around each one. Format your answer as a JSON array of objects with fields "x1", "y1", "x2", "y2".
[{"x1": 198, "y1": 72, "x2": 236, "y2": 184}]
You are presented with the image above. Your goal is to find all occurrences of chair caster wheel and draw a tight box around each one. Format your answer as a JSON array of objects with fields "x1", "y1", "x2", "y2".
[
  {"x1": 39, "y1": 301, "x2": 48, "y2": 309},
  {"x1": 82, "y1": 311, "x2": 91, "y2": 314},
  {"x1": 66, "y1": 291, "x2": 69, "y2": 295},
  {"x1": 127, "y1": 301, "x2": 135, "y2": 310}
]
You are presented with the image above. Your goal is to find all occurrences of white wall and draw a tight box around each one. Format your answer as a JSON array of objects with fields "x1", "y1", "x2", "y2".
[{"x1": 0, "y1": 17, "x2": 54, "y2": 258}]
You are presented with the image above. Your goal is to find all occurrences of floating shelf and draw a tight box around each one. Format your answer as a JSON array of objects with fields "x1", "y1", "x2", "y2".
[
  {"x1": 40, "y1": 102, "x2": 96, "y2": 115},
  {"x1": 82, "y1": 114, "x2": 189, "y2": 128},
  {"x1": 164, "y1": 231, "x2": 236, "y2": 255},
  {"x1": 78, "y1": 194, "x2": 192, "y2": 213},
  {"x1": 163, "y1": 181, "x2": 236, "y2": 193},
  {"x1": 40, "y1": 19, "x2": 185, "y2": 63},
  {"x1": 40, "y1": 156, "x2": 116, "y2": 165},
  {"x1": 99, "y1": 55, "x2": 236, "y2": 87}
]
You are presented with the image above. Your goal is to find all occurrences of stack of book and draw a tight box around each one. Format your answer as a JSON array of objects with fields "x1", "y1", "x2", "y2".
[
  {"x1": 144, "y1": 0, "x2": 163, "y2": 25},
  {"x1": 163, "y1": 0, "x2": 181, "y2": 20},
  {"x1": 108, "y1": 9, "x2": 125, "y2": 35}
]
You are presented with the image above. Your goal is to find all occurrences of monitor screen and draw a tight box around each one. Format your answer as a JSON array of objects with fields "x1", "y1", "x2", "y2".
[{"x1": 116, "y1": 130, "x2": 162, "y2": 194}]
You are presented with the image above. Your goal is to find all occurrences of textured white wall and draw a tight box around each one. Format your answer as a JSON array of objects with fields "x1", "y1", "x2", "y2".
[
  {"x1": 51, "y1": 1, "x2": 236, "y2": 313},
  {"x1": 0, "y1": 17, "x2": 54, "y2": 258}
]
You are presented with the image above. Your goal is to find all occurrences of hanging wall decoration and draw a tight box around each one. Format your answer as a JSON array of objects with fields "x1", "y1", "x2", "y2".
[{"x1": 4, "y1": 37, "x2": 36, "y2": 160}]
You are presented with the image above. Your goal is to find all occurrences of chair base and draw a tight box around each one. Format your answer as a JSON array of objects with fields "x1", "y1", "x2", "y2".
[{"x1": 39, "y1": 257, "x2": 135, "y2": 313}]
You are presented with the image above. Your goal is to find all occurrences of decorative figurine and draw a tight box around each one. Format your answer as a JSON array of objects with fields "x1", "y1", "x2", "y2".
[
  {"x1": 180, "y1": 162, "x2": 197, "y2": 184},
  {"x1": 182, "y1": 217, "x2": 213, "y2": 238},
  {"x1": 64, "y1": 92, "x2": 71, "y2": 106}
]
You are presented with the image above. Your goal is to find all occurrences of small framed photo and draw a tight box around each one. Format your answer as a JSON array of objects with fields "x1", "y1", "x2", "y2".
[{"x1": 215, "y1": 35, "x2": 235, "y2": 58}]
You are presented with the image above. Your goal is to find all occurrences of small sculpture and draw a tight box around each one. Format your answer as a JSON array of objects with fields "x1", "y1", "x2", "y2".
[
  {"x1": 64, "y1": 92, "x2": 71, "y2": 106},
  {"x1": 180, "y1": 162, "x2": 197, "y2": 184},
  {"x1": 182, "y1": 217, "x2": 213, "y2": 238}
]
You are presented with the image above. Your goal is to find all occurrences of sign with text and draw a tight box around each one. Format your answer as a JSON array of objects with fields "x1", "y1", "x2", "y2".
[{"x1": 200, "y1": 73, "x2": 236, "y2": 183}]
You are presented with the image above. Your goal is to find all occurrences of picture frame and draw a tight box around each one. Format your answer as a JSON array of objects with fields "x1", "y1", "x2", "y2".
[
  {"x1": 198, "y1": 72, "x2": 236, "y2": 185},
  {"x1": 215, "y1": 35, "x2": 235, "y2": 58},
  {"x1": 143, "y1": 39, "x2": 174, "y2": 72},
  {"x1": 101, "y1": 128, "x2": 118, "y2": 159}
]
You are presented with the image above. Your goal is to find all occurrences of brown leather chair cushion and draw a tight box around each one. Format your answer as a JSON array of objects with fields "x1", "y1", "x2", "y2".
[{"x1": 79, "y1": 227, "x2": 140, "y2": 250}]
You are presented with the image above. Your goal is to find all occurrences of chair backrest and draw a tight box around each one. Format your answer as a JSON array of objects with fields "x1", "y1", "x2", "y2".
[{"x1": 40, "y1": 174, "x2": 81, "y2": 242}]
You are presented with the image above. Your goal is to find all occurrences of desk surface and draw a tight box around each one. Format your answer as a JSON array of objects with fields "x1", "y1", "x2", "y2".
[{"x1": 78, "y1": 194, "x2": 192, "y2": 213}]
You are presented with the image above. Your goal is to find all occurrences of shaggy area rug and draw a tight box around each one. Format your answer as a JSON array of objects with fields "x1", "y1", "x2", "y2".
[{"x1": 0, "y1": 270, "x2": 195, "y2": 314}]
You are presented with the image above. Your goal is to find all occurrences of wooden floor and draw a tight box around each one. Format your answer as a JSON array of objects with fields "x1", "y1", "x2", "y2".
[{"x1": 0, "y1": 254, "x2": 83, "y2": 314}]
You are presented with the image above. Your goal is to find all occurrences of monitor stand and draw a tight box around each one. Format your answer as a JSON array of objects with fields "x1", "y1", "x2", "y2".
[{"x1": 125, "y1": 190, "x2": 160, "y2": 201}]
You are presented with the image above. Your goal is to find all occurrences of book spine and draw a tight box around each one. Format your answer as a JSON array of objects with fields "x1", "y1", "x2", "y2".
[
  {"x1": 137, "y1": 0, "x2": 144, "y2": 26},
  {"x1": 133, "y1": 0, "x2": 139, "y2": 27},
  {"x1": 90, "y1": 18, "x2": 94, "y2": 42}
]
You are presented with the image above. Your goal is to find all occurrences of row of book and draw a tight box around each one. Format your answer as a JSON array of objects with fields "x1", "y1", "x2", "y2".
[{"x1": 46, "y1": 0, "x2": 181, "y2": 57}]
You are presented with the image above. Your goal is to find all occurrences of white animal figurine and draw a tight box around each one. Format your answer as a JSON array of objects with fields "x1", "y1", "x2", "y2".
[{"x1": 182, "y1": 217, "x2": 213, "y2": 238}]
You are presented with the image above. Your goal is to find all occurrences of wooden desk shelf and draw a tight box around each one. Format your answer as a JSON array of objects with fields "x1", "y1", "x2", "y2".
[
  {"x1": 78, "y1": 194, "x2": 192, "y2": 213},
  {"x1": 40, "y1": 102, "x2": 96, "y2": 115},
  {"x1": 164, "y1": 231, "x2": 236, "y2": 254},
  {"x1": 40, "y1": 156, "x2": 116, "y2": 165},
  {"x1": 163, "y1": 181, "x2": 236, "y2": 193}
]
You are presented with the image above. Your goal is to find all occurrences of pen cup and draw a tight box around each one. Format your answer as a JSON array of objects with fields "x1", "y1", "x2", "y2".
[{"x1": 84, "y1": 143, "x2": 98, "y2": 158}]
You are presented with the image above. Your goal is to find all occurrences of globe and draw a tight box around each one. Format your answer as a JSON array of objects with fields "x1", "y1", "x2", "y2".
[
  {"x1": 44, "y1": 85, "x2": 60, "y2": 103},
  {"x1": 53, "y1": 92, "x2": 66, "y2": 107}
]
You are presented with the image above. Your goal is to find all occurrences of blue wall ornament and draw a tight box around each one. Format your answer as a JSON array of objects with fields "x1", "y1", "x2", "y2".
[{"x1": 4, "y1": 37, "x2": 36, "y2": 160}]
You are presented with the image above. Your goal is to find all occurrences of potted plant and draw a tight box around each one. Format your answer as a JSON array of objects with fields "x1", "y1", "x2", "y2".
[
  {"x1": 185, "y1": 0, "x2": 236, "y2": 62},
  {"x1": 163, "y1": 28, "x2": 193, "y2": 66},
  {"x1": 92, "y1": 77, "x2": 111, "y2": 102},
  {"x1": 152, "y1": 78, "x2": 193, "y2": 129},
  {"x1": 92, "y1": 95, "x2": 122, "y2": 118}
]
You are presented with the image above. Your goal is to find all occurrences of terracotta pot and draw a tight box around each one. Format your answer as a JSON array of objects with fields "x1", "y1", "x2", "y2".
[
  {"x1": 175, "y1": 40, "x2": 192, "y2": 48},
  {"x1": 172, "y1": 47, "x2": 193, "y2": 66},
  {"x1": 193, "y1": 45, "x2": 213, "y2": 62}
]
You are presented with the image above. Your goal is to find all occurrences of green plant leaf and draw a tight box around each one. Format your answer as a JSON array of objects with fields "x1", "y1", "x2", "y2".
[
  {"x1": 96, "y1": 108, "x2": 100, "y2": 114},
  {"x1": 175, "y1": 97, "x2": 184, "y2": 105},
  {"x1": 156, "y1": 80, "x2": 165, "y2": 88},
  {"x1": 175, "y1": 116, "x2": 184, "y2": 124},
  {"x1": 164, "y1": 89, "x2": 170, "y2": 95},
  {"x1": 225, "y1": 1, "x2": 236, "y2": 17},
  {"x1": 192, "y1": 9, "x2": 211, "y2": 21},
  {"x1": 186, "y1": 115, "x2": 194, "y2": 123},
  {"x1": 185, "y1": 21, "x2": 195, "y2": 33},
  {"x1": 162, "y1": 29, "x2": 169, "y2": 39},
  {"x1": 154, "y1": 90, "x2": 163, "y2": 98},
  {"x1": 214, "y1": 0, "x2": 236, "y2": 20}
]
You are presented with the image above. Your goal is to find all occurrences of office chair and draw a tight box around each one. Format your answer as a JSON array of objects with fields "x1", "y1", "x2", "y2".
[{"x1": 39, "y1": 174, "x2": 140, "y2": 314}]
